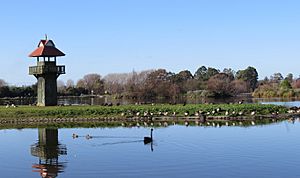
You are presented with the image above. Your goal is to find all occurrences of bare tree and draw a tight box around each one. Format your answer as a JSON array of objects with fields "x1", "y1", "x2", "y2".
[
  {"x1": 207, "y1": 73, "x2": 234, "y2": 97},
  {"x1": 103, "y1": 70, "x2": 153, "y2": 95},
  {"x1": 57, "y1": 80, "x2": 66, "y2": 93},
  {"x1": 293, "y1": 79, "x2": 300, "y2": 89},
  {"x1": 231, "y1": 80, "x2": 250, "y2": 95},
  {"x1": 78, "y1": 74, "x2": 104, "y2": 95},
  {"x1": 66, "y1": 79, "x2": 75, "y2": 88},
  {"x1": 76, "y1": 79, "x2": 85, "y2": 89},
  {"x1": 0, "y1": 79, "x2": 6, "y2": 87}
]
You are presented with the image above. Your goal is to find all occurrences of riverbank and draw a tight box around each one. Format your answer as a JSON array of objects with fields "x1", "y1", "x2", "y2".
[
  {"x1": 0, "y1": 103, "x2": 289, "y2": 118},
  {"x1": 0, "y1": 103, "x2": 297, "y2": 129},
  {"x1": 0, "y1": 116, "x2": 294, "y2": 130}
]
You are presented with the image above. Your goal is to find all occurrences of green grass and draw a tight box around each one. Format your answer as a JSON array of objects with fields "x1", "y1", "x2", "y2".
[{"x1": 0, "y1": 103, "x2": 288, "y2": 119}]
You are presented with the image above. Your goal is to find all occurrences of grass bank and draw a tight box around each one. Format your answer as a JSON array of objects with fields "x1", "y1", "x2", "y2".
[{"x1": 0, "y1": 103, "x2": 289, "y2": 119}]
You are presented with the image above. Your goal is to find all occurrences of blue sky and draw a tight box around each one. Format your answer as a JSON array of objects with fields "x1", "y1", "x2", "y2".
[{"x1": 0, "y1": 0, "x2": 300, "y2": 85}]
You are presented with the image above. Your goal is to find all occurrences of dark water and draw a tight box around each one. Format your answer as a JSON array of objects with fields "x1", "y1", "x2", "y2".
[
  {"x1": 2, "y1": 95, "x2": 300, "y2": 106},
  {"x1": 1, "y1": 121, "x2": 300, "y2": 178}
]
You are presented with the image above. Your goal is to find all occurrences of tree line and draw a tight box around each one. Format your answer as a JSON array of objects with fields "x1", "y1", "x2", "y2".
[
  {"x1": 1, "y1": 66, "x2": 259, "y2": 99},
  {"x1": 2, "y1": 66, "x2": 300, "y2": 99}
]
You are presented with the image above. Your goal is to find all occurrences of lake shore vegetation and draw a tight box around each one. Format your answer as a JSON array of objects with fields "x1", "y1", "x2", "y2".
[
  {"x1": 1, "y1": 66, "x2": 300, "y2": 101},
  {"x1": 0, "y1": 103, "x2": 290, "y2": 119}
]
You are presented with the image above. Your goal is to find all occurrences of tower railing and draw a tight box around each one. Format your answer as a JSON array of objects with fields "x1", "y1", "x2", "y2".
[{"x1": 29, "y1": 65, "x2": 65, "y2": 75}]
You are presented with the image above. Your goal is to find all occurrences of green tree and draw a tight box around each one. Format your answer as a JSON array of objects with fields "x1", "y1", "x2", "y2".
[
  {"x1": 270, "y1": 73, "x2": 283, "y2": 83},
  {"x1": 206, "y1": 67, "x2": 220, "y2": 80},
  {"x1": 0, "y1": 86, "x2": 10, "y2": 97},
  {"x1": 194, "y1": 66, "x2": 207, "y2": 80},
  {"x1": 171, "y1": 70, "x2": 195, "y2": 93},
  {"x1": 172, "y1": 70, "x2": 193, "y2": 83},
  {"x1": 194, "y1": 66, "x2": 219, "y2": 81},
  {"x1": 236, "y1": 66, "x2": 258, "y2": 91},
  {"x1": 280, "y1": 79, "x2": 292, "y2": 90},
  {"x1": 223, "y1": 68, "x2": 235, "y2": 80},
  {"x1": 285, "y1": 73, "x2": 293, "y2": 83}
]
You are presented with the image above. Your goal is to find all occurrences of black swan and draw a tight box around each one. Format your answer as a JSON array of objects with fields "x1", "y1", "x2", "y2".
[{"x1": 144, "y1": 128, "x2": 153, "y2": 144}]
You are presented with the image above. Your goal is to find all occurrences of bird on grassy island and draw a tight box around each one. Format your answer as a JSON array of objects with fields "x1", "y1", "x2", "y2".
[
  {"x1": 185, "y1": 121, "x2": 189, "y2": 126},
  {"x1": 184, "y1": 111, "x2": 189, "y2": 116},
  {"x1": 144, "y1": 128, "x2": 153, "y2": 144}
]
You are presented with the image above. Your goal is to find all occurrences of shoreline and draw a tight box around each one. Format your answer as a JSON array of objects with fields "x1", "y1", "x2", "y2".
[
  {"x1": 0, "y1": 103, "x2": 297, "y2": 129},
  {"x1": 0, "y1": 114, "x2": 297, "y2": 130}
]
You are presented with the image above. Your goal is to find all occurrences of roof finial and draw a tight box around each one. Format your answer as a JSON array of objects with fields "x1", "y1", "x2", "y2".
[{"x1": 45, "y1": 34, "x2": 48, "y2": 40}]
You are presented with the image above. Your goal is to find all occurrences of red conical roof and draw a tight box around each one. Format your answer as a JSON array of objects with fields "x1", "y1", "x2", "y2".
[{"x1": 29, "y1": 39, "x2": 65, "y2": 57}]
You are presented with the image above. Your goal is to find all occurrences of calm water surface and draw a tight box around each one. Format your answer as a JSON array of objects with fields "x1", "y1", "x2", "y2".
[
  {"x1": 4, "y1": 96, "x2": 300, "y2": 106},
  {"x1": 1, "y1": 121, "x2": 300, "y2": 178}
]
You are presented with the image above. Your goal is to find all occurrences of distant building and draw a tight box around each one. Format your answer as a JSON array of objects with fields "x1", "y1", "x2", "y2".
[{"x1": 28, "y1": 37, "x2": 66, "y2": 106}]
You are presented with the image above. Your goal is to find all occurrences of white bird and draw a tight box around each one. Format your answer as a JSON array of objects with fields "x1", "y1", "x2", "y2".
[
  {"x1": 163, "y1": 122, "x2": 168, "y2": 127},
  {"x1": 185, "y1": 121, "x2": 189, "y2": 126}
]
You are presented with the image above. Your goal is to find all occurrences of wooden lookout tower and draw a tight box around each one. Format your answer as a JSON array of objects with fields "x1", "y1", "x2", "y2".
[{"x1": 29, "y1": 37, "x2": 65, "y2": 106}]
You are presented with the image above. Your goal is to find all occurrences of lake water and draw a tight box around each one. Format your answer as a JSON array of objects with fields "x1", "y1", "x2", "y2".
[
  {"x1": 2, "y1": 95, "x2": 300, "y2": 106},
  {"x1": 1, "y1": 120, "x2": 300, "y2": 178}
]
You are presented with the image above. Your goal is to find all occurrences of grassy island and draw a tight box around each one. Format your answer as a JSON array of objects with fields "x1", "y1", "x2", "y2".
[
  {"x1": 0, "y1": 103, "x2": 298, "y2": 129},
  {"x1": 0, "y1": 103, "x2": 289, "y2": 119}
]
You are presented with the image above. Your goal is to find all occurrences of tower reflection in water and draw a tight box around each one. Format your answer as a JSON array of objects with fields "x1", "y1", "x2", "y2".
[{"x1": 31, "y1": 128, "x2": 67, "y2": 178}]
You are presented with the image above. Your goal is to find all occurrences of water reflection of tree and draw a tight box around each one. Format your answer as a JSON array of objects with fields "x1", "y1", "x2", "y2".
[{"x1": 31, "y1": 128, "x2": 67, "y2": 178}]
